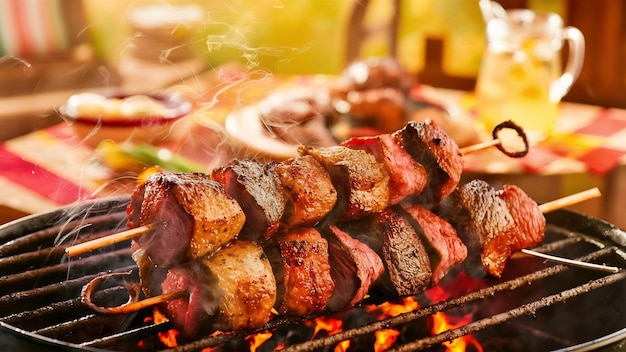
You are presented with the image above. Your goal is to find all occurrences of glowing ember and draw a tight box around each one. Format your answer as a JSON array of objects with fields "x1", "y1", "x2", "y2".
[
  {"x1": 374, "y1": 328, "x2": 400, "y2": 352},
  {"x1": 246, "y1": 331, "x2": 273, "y2": 352},
  {"x1": 334, "y1": 339, "x2": 351, "y2": 352},
  {"x1": 311, "y1": 316, "x2": 343, "y2": 338},
  {"x1": 430, "y1": 312, "x2": 483, "y2": 352},
  {"x1": 372, "y1": 296, "x2": 420, "y2": 318},
  {"x1": 426, "y1": 271, "x2": 487, "y2": 304},
  {"x1": 158, "y1": 329, "x2": 180, "y2": 348},
  {"x1": 307, "y1": 317, "x2": 350, "y2": 351}
]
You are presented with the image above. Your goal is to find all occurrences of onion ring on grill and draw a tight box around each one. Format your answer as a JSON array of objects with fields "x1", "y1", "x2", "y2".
[
  {"x1": 81, "y1": 271, "x2": 141, "y2": 314},
  {"x1": 491, "y1": 120, "x2": 529, "y2": 158}
]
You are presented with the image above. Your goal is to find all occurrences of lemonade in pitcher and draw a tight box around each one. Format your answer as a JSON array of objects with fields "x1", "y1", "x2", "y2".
[{"x1": 475, "y1": 9, "x2": 584, "y2": 142}]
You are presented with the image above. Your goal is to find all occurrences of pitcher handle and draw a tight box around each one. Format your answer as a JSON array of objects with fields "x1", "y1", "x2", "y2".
[{"x1": 552, "y1": 26, "x2": 585, "y2": 101}]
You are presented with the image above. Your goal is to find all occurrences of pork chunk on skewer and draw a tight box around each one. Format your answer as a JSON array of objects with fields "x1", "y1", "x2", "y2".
[
  {"x1": 127, "y1": 172, "x2": 245, "y2": 268},
  {"x1": 341, "y1": 133, "x2": 427, "y2": 205},
  {"x1": 299, "y1": 145, "x2": 390, "y2": 222},
  {"x1": 275, "y1": 154, "x2": 338, "y2": 228},
  {"x1": 157, "y1": 241, "x2": 277, "y2": 337},
  {"x1": 265, "y1": 227, "x2": 335, "y2": 316}
]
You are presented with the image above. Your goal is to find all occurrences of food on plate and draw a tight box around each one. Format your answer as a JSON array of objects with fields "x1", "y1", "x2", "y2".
[{"x1": 226, "y1": 57, "x2": 477, "y2": 161}]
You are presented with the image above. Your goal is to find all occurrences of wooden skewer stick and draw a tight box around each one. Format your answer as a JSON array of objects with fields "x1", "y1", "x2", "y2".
[
  {"x1": 65, "y1": 223, "x2": 156, "y2": 257},
  {"x1": 538, "y1": 187, "x2": 601, "y2": 213},
  {"x1": 459, "y1": 138, "x2": 501, "y2": 155},
  {"x1": 111, "y1": 291, "x2": 187, "y2": 314},
  {"x1": 523, "y1": 187, "x2": 620, "y2": 273}
]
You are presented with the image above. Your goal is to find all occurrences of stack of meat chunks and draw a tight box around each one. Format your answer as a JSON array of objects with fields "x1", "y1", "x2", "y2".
[{"x1": 127, "y1": 119, "x2": 545, "y2": 337}]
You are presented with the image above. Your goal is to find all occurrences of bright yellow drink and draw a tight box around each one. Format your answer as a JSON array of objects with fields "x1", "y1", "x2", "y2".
[
  {"x1": 475, "y1": 43, "x2": 561, "y2": 142},
  {"x1": 475, "y1": 9, "x2": 584, "y2": 142}
]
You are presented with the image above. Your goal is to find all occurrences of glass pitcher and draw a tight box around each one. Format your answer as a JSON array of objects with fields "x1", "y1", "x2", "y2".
[{"x1": 475, "y1": 7, "x2": 585, "y2": 142}]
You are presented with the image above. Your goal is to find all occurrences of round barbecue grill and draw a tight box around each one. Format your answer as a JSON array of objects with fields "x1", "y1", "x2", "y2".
[{"x1": 0, "y1": 195, "x2": 625, "y2": 352}]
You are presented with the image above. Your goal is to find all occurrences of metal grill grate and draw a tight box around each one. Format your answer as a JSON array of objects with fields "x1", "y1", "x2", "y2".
[{"x1": 0, "y1": 196, "x2": 625, "y2": 352}]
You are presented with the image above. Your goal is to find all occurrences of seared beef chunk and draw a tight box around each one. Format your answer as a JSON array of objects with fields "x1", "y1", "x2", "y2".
[
  {"x1": 299, "y1": 145, "x2": 389, "y2": 222},
  {"x1": 265, "y1": 228, "x2": 335, "y2": 316},
  {"x1": 439, "y1": 179, "x2": 526, "y2": 278},
  {"x1": 341, "y1": 133, "x2": 427, "y2": 205},
  {"x1": 393, "y1": 120, "x2": 463, "y2": 208},
  {"x1": 324, "y1": 225, "x2": 384, "y2": 311},
  {"x1": 376, "y1": 209, "x2": 432, "y2": 296},
  {"x1": 497, "y1": 184, "x2": 545, "y2": 250},
  {"x1": 212, "y1": 160, "x2": 286, "y2": 240},
  {"x1": 275, "y1": 154, "x2": 337, "y2": 228},
  {"x1": 399, "y1": 204, "x2": 467, "y2": 284},
  {"x1": 127, "y1": 172, "x2": 245, "y2": 268}
]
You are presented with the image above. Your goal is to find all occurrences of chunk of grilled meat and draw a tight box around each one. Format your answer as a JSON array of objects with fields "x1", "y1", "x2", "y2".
[
  {"x1": 439, "y1": 179, "x2": 545, "y2": 278},
  {"x1": 399, "y1": 204, "x2": 467, "y2": 284},
  {"x1": 127, "y1": 172, "x2": 245, "y2": 268},
  {"x1": 275, "y1": 154, "x2": 338, "y2": 228},
  {"x1": 341, "y1": 132, "x2": 427, "y2": 205},
  {"x1": 324, "y1": 225, "x2": 385, "y2": 311},
  {"x1": 212, "y1": 159, "x2": 286, "y2": 241},
  {"x1": 265, "y1": 227, "x2": 335, "y2": 316},
  {"x1": 498, "y1": 184, "x2": 546, "y2": 250},
  {"x1": 393, "y1": 120, "x2": 463, "y2": 209},
  {"x1": 158, "y1": 241, "x2": 277, "y2": 337},
  {"x1": 299, "y1": 145, "x2": 390, "y2": 222},
  {"x1": 374, "y1": 209, "x2": 433, "y2": 297}
]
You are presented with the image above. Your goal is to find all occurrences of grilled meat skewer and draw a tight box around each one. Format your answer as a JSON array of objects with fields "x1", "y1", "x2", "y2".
[
  {"x1": 83, "y1": 184, "x2": 601, "y2": 340},
  {"x1": 122, "y1": 120, "x2": 463, "y2": 268}
]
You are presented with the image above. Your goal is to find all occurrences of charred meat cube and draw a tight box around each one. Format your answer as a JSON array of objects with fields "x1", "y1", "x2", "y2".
[
  {"x1": 393, "y1": 120, "x2": 463, "y2": 208},
  {"x1": 299, "y1": 145, "x2": 389, "y2": 222},
  {"x1": 275, "y1": 154, "x2": 338, "y2": 228},
  {"x1": 212, "y1": 159, "x2": 286, "y2": 241},
  {"x1": 127, "y1": 172, "x2": 245, "y2": 268},
  {"x1": 341, "y1": 133, "x2": 427, "y2": 205},
  {"x1": 399, "y1": 204, "x2": 467, "y2": 284},
  {"x1": 265, "y1": 227, "x2": 335, "y2": 316},
  {"x1": 323, "y1": 225, "x2": 384, "y2": 311}
]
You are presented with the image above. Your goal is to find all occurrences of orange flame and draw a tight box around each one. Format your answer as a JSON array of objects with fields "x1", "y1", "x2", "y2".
[
  {"x1": 312, "y1": 316, "x2": 343, "y2": 338},
  {"x1": 373, "y1": 296, "x2": 420, "y2": 318},
  {"x1": 246, "y1": 331, "x2": 273, "y2": 352},
  {"x1": 158, "y1": 329, "x2": 180, "y2": 348},
  {"x1": 430, "y1": 312, "x2": 483, "y2": 352},
  {"x1": 374, "y1": 329, "x2": 400, "y2": 352}
]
